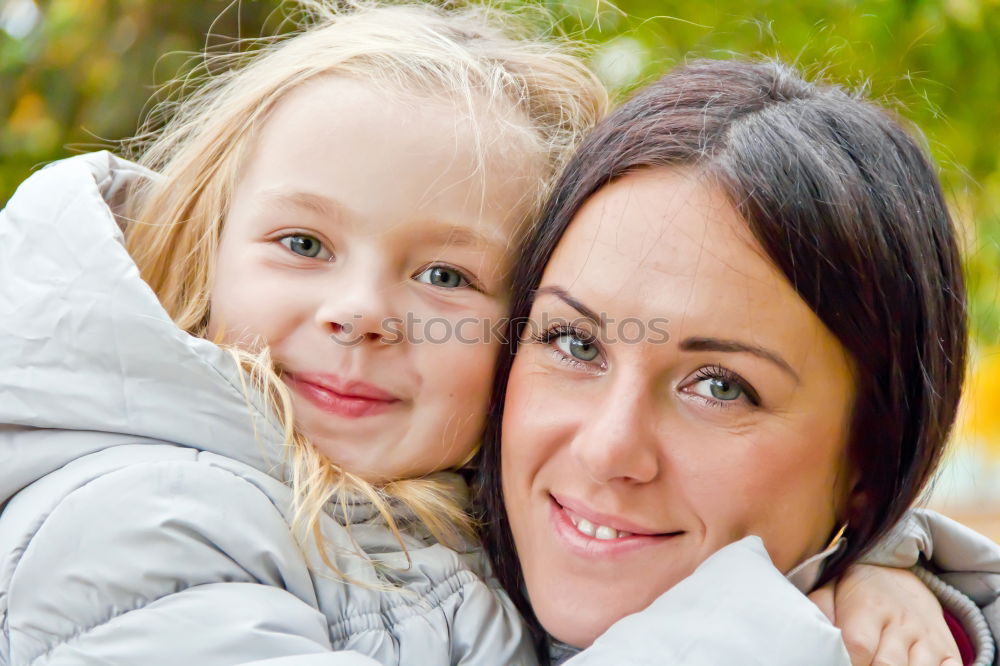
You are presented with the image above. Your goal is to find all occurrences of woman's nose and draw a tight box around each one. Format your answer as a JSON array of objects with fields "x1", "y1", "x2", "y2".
[{"x1": 569, "y1": 375, "x2": 660, "y2": 484}]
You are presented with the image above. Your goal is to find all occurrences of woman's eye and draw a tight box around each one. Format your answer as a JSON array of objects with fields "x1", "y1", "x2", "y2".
[
  {"x1": 415, "y1": 266, "x2": 471, "y2": 289},
  {"x1": 527, "y1": 324, "x2": 605, "y2": 372},
  {"x1": 685, "y1": 366, "x2": 760, "y2": 407},
  {"x1": 279, "y1": 234, "x2": 332, "y2": 260},
  {"x1": 554, "y1": 332, "x2": 600, "y2": 362},
  {"x1": 692, "y1": 376, "x2": 744, "y2": 401}
]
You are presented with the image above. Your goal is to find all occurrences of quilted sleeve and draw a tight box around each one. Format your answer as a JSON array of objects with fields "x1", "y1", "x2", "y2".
[
  {"x1": 565, "y1": 537, "x2": 851, "y2": 666},
  {"x1": 3, "y1": 458, "x2": 342, "y2": 666}
]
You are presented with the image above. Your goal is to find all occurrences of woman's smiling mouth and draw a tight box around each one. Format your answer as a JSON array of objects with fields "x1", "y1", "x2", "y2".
[{"x1": 549, "y1": 494, "x2": 684, "y2": 557}]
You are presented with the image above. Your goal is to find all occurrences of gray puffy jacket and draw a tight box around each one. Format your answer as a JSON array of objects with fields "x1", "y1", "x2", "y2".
[
  {"x1": 0, "y1": 152, "x2": 534, "y2": 665},
  {"x1": 0, "y1": 152, "x2": 994, "y2": 666}
]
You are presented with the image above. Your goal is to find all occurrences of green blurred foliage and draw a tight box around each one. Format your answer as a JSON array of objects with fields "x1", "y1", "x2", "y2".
[{"x1": 1, "y1": 0, "x2": 998, "y2": 347}]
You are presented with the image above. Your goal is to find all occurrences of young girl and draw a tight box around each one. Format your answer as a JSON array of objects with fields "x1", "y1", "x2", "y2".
[
  {"x1": 0, "y1": 3, "x2": 604, "y2": 663},
  {"x1": 0, "y1": 2, "x2": 989, "y2": 665}
]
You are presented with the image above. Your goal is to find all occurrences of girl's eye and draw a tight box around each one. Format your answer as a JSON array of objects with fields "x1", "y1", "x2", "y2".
[
  {"x1": 279, "y1": 234, "x2": 332, "y2": 260},
  {"x1": 554, "y1": 332, "x2": 600, "y2": 362},
  {"x1": 415, "y1": 266, "x2": 471, "y2": 289}
]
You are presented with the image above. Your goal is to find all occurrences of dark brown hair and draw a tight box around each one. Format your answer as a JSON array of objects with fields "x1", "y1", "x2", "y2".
[{"x1": 478, "y1": 58, "x2": 967, "y2": 657}]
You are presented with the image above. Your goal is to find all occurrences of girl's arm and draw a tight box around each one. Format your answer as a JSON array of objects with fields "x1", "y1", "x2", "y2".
[
  {"x1": 861, "y1": 509, "x2": 1000, "y2": 617},
  {"x1": 563, "y1": 536, "x2": 851, "y2": 665},
  {"x1": 835, "y1": 508, "x2": 1000, "y2": 666},
  {"x1": 809, "y1": 565, "x2": 967, "y2": 665},
  {"x1": 2, "y1": 459, "x2": 354, "y2": 666},
  {"x1": 25, "y1": 583, "x2": 379, "y2": 665},
  {"x1": 2, "y1": 455, "x2": 535, "y2": 666}
]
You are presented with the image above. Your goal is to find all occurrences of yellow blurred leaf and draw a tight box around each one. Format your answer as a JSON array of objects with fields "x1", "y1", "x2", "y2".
[
  {"x1": 8, "y1": 90, "x2": 45, "y2": 132},
  {"x1": 958, "y1": 346, "x2": 1000, "y2": 457}
]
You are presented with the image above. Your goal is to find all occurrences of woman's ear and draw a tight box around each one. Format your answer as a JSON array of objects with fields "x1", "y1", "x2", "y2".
[
  {"x1": 833, "y1": 464, "x2": 864, "y2": 527},
  {"x1": 842, "y1": 482, "x2": 874, "y2": 539}
]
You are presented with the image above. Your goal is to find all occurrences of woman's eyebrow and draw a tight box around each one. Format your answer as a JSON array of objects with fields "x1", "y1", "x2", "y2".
[
  {"x1": 680, "y1": 337, "x2": 801, "y2": 383},
  {"x1": 534, "y1": 286, "x2": 603, "y2": 326}
]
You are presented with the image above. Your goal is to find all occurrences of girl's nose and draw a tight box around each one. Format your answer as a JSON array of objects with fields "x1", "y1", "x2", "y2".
[
  {"x1": 315, "y1": 268, "x2": 395, "y2": 346},
  {"x1": 326, "y1": 317, "x2": 385, "y2": 346}
]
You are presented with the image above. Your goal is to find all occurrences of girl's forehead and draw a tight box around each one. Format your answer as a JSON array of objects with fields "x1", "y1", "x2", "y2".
[
  {"x1": 270, "y1": 74, "x2": 542, "y2": 173},
  {"x1": 234, "y1": 75, "x2": 538, "y2": 241}
]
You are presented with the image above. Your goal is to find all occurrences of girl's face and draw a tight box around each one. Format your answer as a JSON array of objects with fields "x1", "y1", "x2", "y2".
[
  {"x1": 502, "y1": 169, "x2": 856, "y2": 647},
  {"x1": 209, "y1": 76, "x2": 534, "y2": 482}
]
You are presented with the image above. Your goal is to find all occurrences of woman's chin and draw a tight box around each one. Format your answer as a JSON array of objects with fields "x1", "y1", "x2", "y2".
[
  {"x1": 541, "y1": 615, "x2": 608, "y2": 651},
  {"x1": 534, "y1": 589, "x2": 655, "y2": 650}
]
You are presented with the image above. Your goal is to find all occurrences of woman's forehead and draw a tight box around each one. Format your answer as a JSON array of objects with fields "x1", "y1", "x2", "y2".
[{"x1": 542, "y1": 169, "x2": 780, "y2": 304}]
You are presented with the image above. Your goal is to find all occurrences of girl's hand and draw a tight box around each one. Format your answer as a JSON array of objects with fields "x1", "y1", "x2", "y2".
[{"x1": 808, "y1": 564, "x2": 963, "y2": 666}]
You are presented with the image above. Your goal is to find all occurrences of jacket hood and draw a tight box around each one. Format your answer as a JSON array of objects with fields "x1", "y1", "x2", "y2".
[{"x1": 0, "y1": 152, "x2": 289, "y2": 508}]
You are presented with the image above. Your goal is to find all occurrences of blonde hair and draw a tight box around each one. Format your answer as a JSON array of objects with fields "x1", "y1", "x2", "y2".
[{"x1": 121, "y1": 1, "x2": 607, "y2": 574}]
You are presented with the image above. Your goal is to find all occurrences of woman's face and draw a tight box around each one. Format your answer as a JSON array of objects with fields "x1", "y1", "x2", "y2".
[{"x1": 501, "y1": 168, "x2": 856, "y2": 647}]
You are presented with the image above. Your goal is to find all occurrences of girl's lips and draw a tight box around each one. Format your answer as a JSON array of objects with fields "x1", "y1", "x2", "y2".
[
  {"x1": 284, "y1": 373, "x2": 400, "y2": 418},
  {"x1": 288, "y1": 371, "x2": 399, "y2": 401},
  {"x1": 548, "y1": 495, "x2": 682, "y2": 559}
]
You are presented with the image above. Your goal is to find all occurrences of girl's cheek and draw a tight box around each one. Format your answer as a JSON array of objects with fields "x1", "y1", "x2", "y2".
[{"x1": 210, "y1": 267, "x2": 305, "y2": 345}]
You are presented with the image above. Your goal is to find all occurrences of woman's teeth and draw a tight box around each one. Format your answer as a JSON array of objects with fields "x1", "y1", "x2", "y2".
[{"x1": 569, "y1": 514, "x2": 632, "y2": 540}]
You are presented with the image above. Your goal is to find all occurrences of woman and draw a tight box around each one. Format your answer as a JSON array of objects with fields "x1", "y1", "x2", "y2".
[{"x1": 480, "y1": 58, "x2": 1000, "y2": 664}]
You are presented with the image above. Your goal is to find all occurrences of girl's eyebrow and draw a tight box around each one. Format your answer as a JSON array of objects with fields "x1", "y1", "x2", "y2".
[
  {"x1": 413, "y1": 224, "x2": 505, "y2": 250},
  {"x1": 260, "y1": 189, "x2": 346, "y2": 219},
  {"x1": 258, "y1": 189, "x2": 502, "y2": 250}
]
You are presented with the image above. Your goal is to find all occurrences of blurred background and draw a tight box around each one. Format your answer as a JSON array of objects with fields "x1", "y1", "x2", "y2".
[{"x1": 1, "y1": 0, "x2": 997, "y2": 538}]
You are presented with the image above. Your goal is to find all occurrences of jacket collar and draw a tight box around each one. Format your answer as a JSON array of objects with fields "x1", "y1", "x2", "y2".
[
  {"x1": 786, "y1": 533, "x2": 848, "y2": 593},
  {"x1": 1, "y1": 152, "x2": 287, "y2": 504}
]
